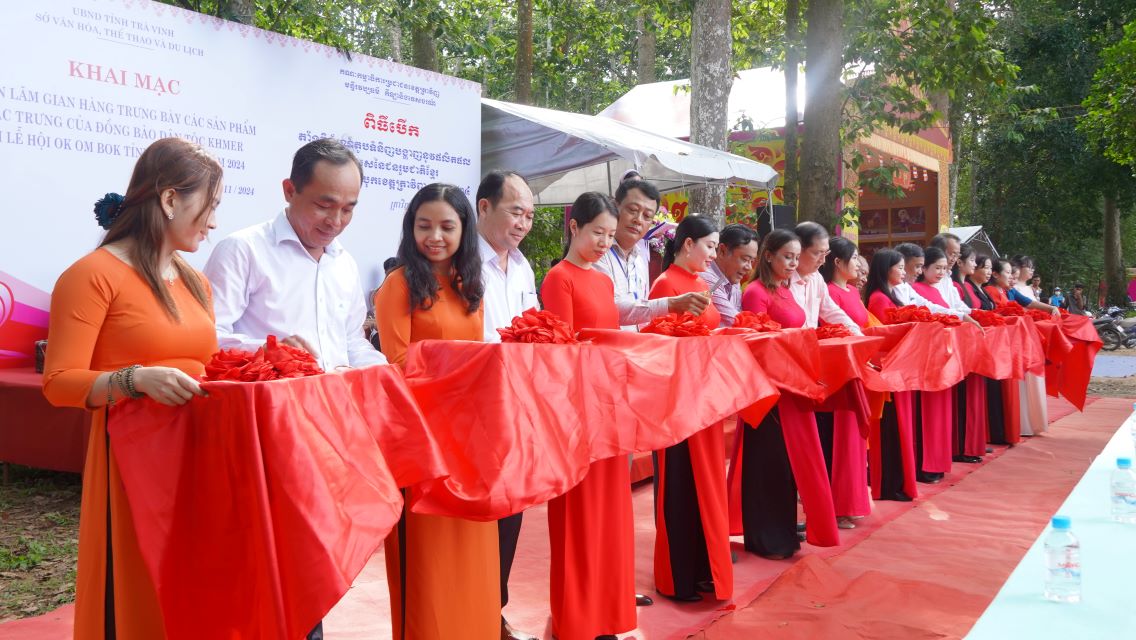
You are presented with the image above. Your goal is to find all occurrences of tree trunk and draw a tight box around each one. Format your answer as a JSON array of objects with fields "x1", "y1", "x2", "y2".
[
  {"x1": 1104, "y1": 193, "x2": 1125, "y2": 304},
  {"x1": 411, "y1": 25, "x2": 438, "y2": 72},
  {"x1": 515, "y1": 0, "x2": 534, "y2": 103},
  {"x1": 636, "y1": 7, "x2": 657, "y2": 85},
  {"x1": 227, "y1": 0, "x2": 254, "y2": 24},
  {"x1": 389, "y1": 17, "x2": 403, "y2": 62},
  {"x1": 968, "y1": 111, "x2": 978, "y2": 222},
  {"x1": 782, "y1": 0, "x2": 800, "y2": 211},
  {"x1": 798, "y1": 0, "x2": 843, "y2": 230},
  {"x1": 689, "y1": 0, "x2": 733, "y2": 227}
]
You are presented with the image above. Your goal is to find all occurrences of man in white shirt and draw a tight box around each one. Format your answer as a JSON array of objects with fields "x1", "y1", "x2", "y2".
[
  {"x1": 474, "y1": 170, "x2": 539, "y2": 640},
  {"x1": 205, "y1": 137, "x2": 387, "y2": 374},
  {"x1": 206, "y1": 139, "x2": 384, "y2": 640},
  {"x1": 593, "y1": 178, "x2": 708, "y2": 330},
  {"x1": 699, "y1": 223, "x2": 759, "y2": 327},
  {"x1": 790, "y1": 222, "x2": 862, "y2": 334}
]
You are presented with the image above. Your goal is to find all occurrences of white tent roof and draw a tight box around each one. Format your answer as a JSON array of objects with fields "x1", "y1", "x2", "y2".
[
  {"x1": 481, "y1": 98, "x2": 780, "y2": 206},
  {"x1": 597, "y1": 67, "x2": 806, "y2": 139},
  {"x1": 949, "y1": 225, "x2": 1000, "y2": 258}
]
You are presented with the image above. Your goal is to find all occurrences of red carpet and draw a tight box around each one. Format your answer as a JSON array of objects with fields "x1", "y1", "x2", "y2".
[{"x1": 0, "y1": 396, "x2": 1119, "y2": 639}]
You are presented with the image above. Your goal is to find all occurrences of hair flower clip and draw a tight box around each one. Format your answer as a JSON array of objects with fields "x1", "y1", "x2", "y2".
[{"x1": 94, "y1": 193, "x2": 125, "y2": 230}]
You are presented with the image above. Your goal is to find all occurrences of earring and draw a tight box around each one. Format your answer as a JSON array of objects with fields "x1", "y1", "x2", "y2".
[{"x1": 165, "y1": 211, "x2": 174, "y2": 220}]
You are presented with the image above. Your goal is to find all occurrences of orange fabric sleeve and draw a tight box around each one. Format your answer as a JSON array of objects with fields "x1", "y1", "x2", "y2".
[
  {"x1": 539, "y1": 267, "x2": 575, "y2": 330},
  {"x1": 42, "y1": 260, "x2": 118, "y2": 408},
  {"x1": 374, "y1": 268, "x2": 413, "y2": 367}
]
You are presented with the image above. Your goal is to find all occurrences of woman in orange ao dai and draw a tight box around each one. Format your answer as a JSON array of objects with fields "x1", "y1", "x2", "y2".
[{"x1": 374, "y1": 183, "x2": 499, "y2": 640}]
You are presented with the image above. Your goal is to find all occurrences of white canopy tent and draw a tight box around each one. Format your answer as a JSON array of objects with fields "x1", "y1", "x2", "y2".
[
  {"x1": 598, "y1": 67, "x2": 806, "y2": 138},
  {"x1": 481, "y1": 98, "x2": 780, "y2": 206},
  {"x1": 949, "y1": 225, "x2": 1000, "y2": 258}
]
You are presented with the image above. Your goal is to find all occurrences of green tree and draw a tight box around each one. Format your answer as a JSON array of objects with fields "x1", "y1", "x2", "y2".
[
  {"x1": 1081, "y1": 21, "x2": 1136, "y2": 169},
  {"x1": 958, "y1": 0, "x2": 1136, "y2": 304}
]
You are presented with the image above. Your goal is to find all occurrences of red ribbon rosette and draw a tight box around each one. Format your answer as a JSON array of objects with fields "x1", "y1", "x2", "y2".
[
  {"x1": 497, "y1": 308, "x2": 578, "y2": 344},
  {"x1": 814, "y1": 324, "x2": 853, "y2": 339},
  {"x1": 203, "y1": 335, "x2": 324, "y2": 382},
  {"x1": 1027, "y1": 309, "x2": 1055, "y2": 322},
  {"x1": 884, "y1": 306, "x2": 932, "y2": 324},
  {"x1": 640, "y1": 312, "x2": 712, "y2": 337},
  {"x1": 883, "y1": 306, "x2": 960, "y2": 326},
  {"x1": 970, "y1": 309, "x2": 1007, "y2": 327},
  {"x1": 995, "y1": 303, "x2": 1025, "y2": 317},
  {"x1": 732, "y1": 310, "x2": 783, "y2": 333}
]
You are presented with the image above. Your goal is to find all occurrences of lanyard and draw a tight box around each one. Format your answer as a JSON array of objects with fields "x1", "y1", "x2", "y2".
[{"x1": 610, "y1": 247, "x2": 639, "y2": 300}]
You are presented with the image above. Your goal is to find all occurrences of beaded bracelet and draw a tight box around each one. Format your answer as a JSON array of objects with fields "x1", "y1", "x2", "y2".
[
  {"x1": 105, "y1": 369, "x2": 118, "y2": 406},
  {"x1": 114, "y1": 365, "x2": 143, "y2": 399},
  {"x1": 123, "y1": 365, "x2": 142, "y2": 399}
]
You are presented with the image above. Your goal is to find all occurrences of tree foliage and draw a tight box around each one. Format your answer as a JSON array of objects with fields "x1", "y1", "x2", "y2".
[
  {"x1": 1080, "y1": 20, "x2": 1136, "y2": 169},
  {"x1": 956, "y1": 0, "x2": 1136, "y2": 303}
]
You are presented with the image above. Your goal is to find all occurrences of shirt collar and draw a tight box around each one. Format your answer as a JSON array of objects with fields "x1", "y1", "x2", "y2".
[
  {"x1": 477, "y1": 235, "x2": 525, "y2": 269},
  {"x1": 706, "y1": 261, "x2": 732, "y2": 288},
  {"x1": 273, "y1": 209, "x2": 343, "y2": 257},
  {"x1": 612, "y1": 240, "x2": 642, "y2": 262}
]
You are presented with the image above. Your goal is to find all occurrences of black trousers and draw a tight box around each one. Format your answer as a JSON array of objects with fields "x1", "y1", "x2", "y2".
[
  {"x1": 986, "y1": 377, "x2": 1008, "y2": 444},
  {"x1": 876, "y1": 399, "x2": 909, "y2": 500},
  {"x1": 815, "y1": 411, "x2": 836, "y2": 480},
  {"x1": 954, "y1": 381, "x2": 969, "y2": 456},
  {"x1": 739, "y1": 408, "x2": 799, "y2": 557},
  {"x1": 660, "y1": 440, "x2": 711, "y2": 598},
  {"x1": 498, "y1": 512, "x2": 523, "y2": 615}
]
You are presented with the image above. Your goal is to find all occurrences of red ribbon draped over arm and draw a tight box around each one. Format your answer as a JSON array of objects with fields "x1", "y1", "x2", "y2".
[{"x1": 106, "y1": 366, "x2": 419, "y2": 640}]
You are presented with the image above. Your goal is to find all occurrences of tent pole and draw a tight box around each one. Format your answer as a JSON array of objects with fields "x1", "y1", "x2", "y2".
[{"x1": 606, "y1": 162, "x2": 613, "y2": 195}]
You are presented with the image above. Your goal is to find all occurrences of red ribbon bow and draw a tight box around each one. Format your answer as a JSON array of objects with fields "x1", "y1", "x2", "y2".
[
  {"x1": 640, "y1": 312, "x2": 712, "y2": 337},
  {"x1": 732, "y1": 310, "x2": 783, "y2": 333},
  {"x1": 204, "y1": 335, "x2": 324, "y2": 382},
  {"x1": 497, "y1": 308, "x2": 578, "y2": 344}
]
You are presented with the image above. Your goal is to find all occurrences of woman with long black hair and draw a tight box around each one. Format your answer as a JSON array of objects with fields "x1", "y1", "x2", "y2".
[
  {"x1": 1010, "y1": 255, "x2": 1057, "y2": 436},
  {"x1": 540, "y1": 192, "x2": 636, "y2": 640},
  {"x1": 948, "y1": 244, "x2": 990, "y2": 463},
  {"x1": 861, "y1": 249, "x2": 919, "y2": 502},
  {"x1": 647, "y1": 215, "x2": 733, "y2": 603},
  {"x1": 818, "y1": 236, "x2": 872, "y2": 529},
  {"x1": 731, "y1": 230, "x2": 840, "y2": 558},
  {"x1": 374, "y1": 183, "x2": 498, "y2": 640}
]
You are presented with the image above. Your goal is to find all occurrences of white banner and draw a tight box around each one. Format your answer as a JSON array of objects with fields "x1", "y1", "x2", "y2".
[{"x1": 0, "y1": 0, "x2": 481, "y2": 364}]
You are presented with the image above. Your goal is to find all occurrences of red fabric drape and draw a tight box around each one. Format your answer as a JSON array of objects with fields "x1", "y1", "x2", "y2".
[
  {"x1": 864, "y1": 323, "x2": 985, "y2": 393},
  {"x1": 1038, "y1": 315, "x2": 1101, "y2": 410},
  {"x1": 400, "y1": 331, "x2": 779, "y2": 521},
  {"x1": 108, "y1": 365, "x2": 421, "y2": 640}
]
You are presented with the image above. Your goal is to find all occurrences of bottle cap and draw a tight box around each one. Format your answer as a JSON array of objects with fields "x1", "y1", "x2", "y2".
[
  {"x1": 1051, "y1": 515, "x2": 1071, "y2": 530},
  {"x1": 1118, "y1": 457, "x2": 1133, "y2": 469}
]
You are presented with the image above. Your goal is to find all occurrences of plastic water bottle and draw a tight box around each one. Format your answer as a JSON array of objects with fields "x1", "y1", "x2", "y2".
[
  {"x1": 1111, "y1": 457, "x2": 1136, "y2": 523},
  {"x1": 1043, "y1": 515, "x2": 1081, "y2": 603}
]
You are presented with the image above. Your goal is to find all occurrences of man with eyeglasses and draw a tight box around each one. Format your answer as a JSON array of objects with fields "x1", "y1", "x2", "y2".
[
  {"x1": 789, "y1": 221, "x2": 862, "y2": 334},
  {"x1": 594, "y1": 178, "x2": 709, "y2": 331}
]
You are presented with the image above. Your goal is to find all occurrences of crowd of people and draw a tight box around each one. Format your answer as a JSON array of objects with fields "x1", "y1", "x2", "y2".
[{"x1": 43, "y1": 137, "x2": 1074, "y2": 640}]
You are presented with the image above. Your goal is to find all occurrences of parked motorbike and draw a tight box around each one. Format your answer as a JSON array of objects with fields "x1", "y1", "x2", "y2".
[
  {"x1": 1092, "y1": 312, "x2": 1124, "y2": 351},
  {"x1": 1102, "y1": 306, "x2": 1136, "y2": 349}
]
